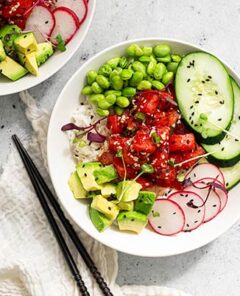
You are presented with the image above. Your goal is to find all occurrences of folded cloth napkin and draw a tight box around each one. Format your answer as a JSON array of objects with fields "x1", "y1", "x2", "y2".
[{"x1": 0, "y1": 91, "x2": 191, "y2": 296}]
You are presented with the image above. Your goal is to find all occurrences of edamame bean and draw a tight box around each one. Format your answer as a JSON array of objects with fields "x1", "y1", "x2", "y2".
[
  {"x1": 139, "y1": 55, "x2": 151, "y2": 63},
  {"x1": 119, "y1": 56, "x2": 128, "y2": 68},
  {"x1": 114, "y1": 106, "x2": 124, "y2": 115},
  {"x1": 111, "y1": 75, "x2": 124, "y2": 90},
  {"x1": 96, "y1": 108, "x2": 109, "y2": 117},
  {"x1": 171, "y1": 54, "x2": 182, "y2": 63},
  {"x1": 156, "y1": 55, "x2": 171, "y2": 63},
  {"x1": 147, "y1": 56, "x2": 157, "y2": 75},
  {"x1": 105, "y1": 94, "x2": 116, "y2": 105},
  {"x1": 143, "y1": 46, "x2": 153, "y2": 56},
  {"x1": 162, "y1": 72, "x2": 174, "y2": 85},
  {"x1": 107, "y1": 57, "x2": 120, "y2": 69},
  {"x1": 98, "y1": 98, "x2": 112, "y2": 109},
  {"x1": 96, "y1": 75, "x2": 110, "y2": 89},
  {"x1": 122, "y1": 87, "x2": 136, "y2": 97},
  {"x1": 153, "y1": 63, "x2": 166, "y2": 80},
  {"x1": 126, "y1": 44, "x2": 143, "y2": 57},
  {"x1": 98, "y1": 64, "x2": 112, "y2": 77},
  {"x1": 121, "y1": 69, "x2": 133, "y2": 80},
  {"x1": 167, "y1": 62, "x2": 179, "y2": 73},
  {"x1": 81, "y1": 85, "x2": 92, "y2": 95},
  {"x1": 152, "y1": 80, "x2": 165, "y2": 90},
  {"x1": 90, "y1": 94, "x2": 104, "y2": 104},
  {"x1": 110, "y1": 68, "x2": 122, "y2": 80},
  {"x1": 132, "y1": 61, "x2": 146, "y2": 76},
  {"x1": 153, "y1": 44, "x2": 171, "y2": 58},
  {"x1": 92, "y1": 82, "x2": 103, "y2": 94},
  {"x1": 137, "y1": 80, "x2": 152, "y2": 90},
  {"x1": 87, "y1": 70, "x2": 97, "y2": 84},
  {"x1": 105, "y1": 90, "x2": 122, "y2": 97},
  {"x1": 116, "y1": 96, "x2": 130, "y2": 108},
  {"x1": 130, "y1": 71, "x2": 144, "y2": 86}
]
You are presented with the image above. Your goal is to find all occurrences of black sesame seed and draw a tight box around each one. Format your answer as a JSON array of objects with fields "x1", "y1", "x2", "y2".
[
  {"x1": 12, "y1": 104, "x2": 16, "y2": 109},
  {"x1": 158, "y1": 226, "x2": 162, "y2": 229},
  {"x1": 191, "y1": 112, "x2": 195, "y2": 116},
  {"x1": 131, "y1": 218, "x2": 135, "y2": 221},
  {"x1": 195, "y1": 101, "x2": 199, "y2": 104},
  {"x1": 173, "y1": 212, "x2": 176, "y2": 215},
  {"x1": 84, "y1": 173, "x2": 87, "y2": 177},
  {"x1": 200, "y1": 123, "x2": 203, "y2": 127},
  {"x1": 208, "y1": 75, "x2": 212, "y2": 79},
  {"x1": 185, "y1": 194, "x2": 188, "y2": 197},
  {"x1": 180, "y1": 194, "x2": 184, "y2": 197},
  {"x1": 202, "y1": 81, "x2": 205, "y2": 84},
  {"x1": 187, "y1": 78, "x2": 191, "y2": 82},
  {"x1": 235, "y1": 139, "x2": 239, "y2": 142},
  {"x1": 212, "y1": 204, "x2": 217, "y2": 207},
  {"x1": 215, "y1": 90, "x2": 218, "y2": 95},
  {"x1": 220, "y1": 100, "x2": 224, "y2": 105},
  {"x1": 194, "y1": 220, "x2": 198, "y2": 224},
  {"x1": 194, "y1": 173, "x2": 196, "y2": 177},
  {"x1": 221, "y1": 147, "x2": 224, "y2": 151},
  {"x1": 45, "y1": 20, "x2": 49, "y2": 24},
  {"x1": 226, "y1": 182, "x2": 229, "y2": 186},
  {"x1": 27, "y1": 49, "x2": 31, "y2": 52},
  {"x1": 198, "y1": 93, "x2": 202, "y2": 96},
  {"x1": 191, "y1": 120, "x2": 194, "y2": 125},
  {"x1": 186, "y1": 224, "x2": 190, "y2": 227},
  {"x1": 187, "y1": 66, "x2": 191, "y2": 68},
  {"x1": 238, "y1": 116, "x2": 240, "y2": 120},
  {"x1": 218, "y1": 118, "x2": 222, "y2": 121},
  {"x1": 190, "y1": 105, "x2": 193, "y2": 109},
  {"x1": 108, "y1": 206, "x2": 112, "y2": 210},
  {"x1": 90, "y1": 115, "x2": 94, "y2": 119},
  {"x1": 1, "y1": 125, "x2": 4, "y2": 129},
  {"x1": 95, "y1": 177, "x2": 99, "y2": 181},
  {"x1": 206, "y1": 79, "x2": 210, "y2": 82},
  {"x1": 80, "y1": 102, "x2": 84, "y2": 105},
  {"x1": 197, "y1": 209, "x2": 201, "y2": 213}
]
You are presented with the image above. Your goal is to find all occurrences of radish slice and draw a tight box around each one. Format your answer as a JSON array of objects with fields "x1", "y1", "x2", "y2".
[
  {"x1": 168, "y1": 191, "x2": 205, "y2": 231},
  {"x1": 50, "y1": 7, "x2": 79, "y2": 44},
  {"x1": 185, "y1": 163, "x2": 225, "y2": 185},
  {"x1": 149, "y1": 199, "x2": 185, "y2": 236},
  {"x1": 55, "y1": 0, "x2": 88, "y2": 24},
  {"x1": 197, "y1": 178, "x2": 228, "y2": 212},
  {"x1": 25, "y1": 5, "x2": 55, "y2": 37},
  {"x1": 185, "y1": 182, "x2": 221, "y2": 223}
]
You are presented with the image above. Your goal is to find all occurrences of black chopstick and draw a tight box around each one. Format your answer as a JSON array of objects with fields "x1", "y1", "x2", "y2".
[{"x1": 12, "y1": 135, "x2": 114, "y2": 296}]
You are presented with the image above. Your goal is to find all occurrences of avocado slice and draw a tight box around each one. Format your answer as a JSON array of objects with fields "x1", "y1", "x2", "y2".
[
  {"x1": 68, "y1": 171, "x2": 87, "y2": 199},
  {"x1": 14, "y1": 32, "x2": 37, "y2": 55},
  {"x1": 89, "y1": 207, "x2": 112, "y2": 232},
  {"x1": 0, "y1": 56, "x2": 28, "y2": 81},
  {"x1": 0, "y1": 40, "x2": 6, "y2": 62},
  {"x1": 35, "y1": 42, "x2": 54, "y2": 66},
  {"x1": 116, "y1": 180, "x2": 142, "y2": 202},
  {"x1": 25, "y1": 52, "x2": 39, "y2": 76},
  {"x1": 76, "y1": 162, "x2": 103, "y2": 191},
  {"x1": 93, "y1": 165, "x2": 118, "y2": 184},
  {"x1": 117, "y1": 211, "x2": 147, "y2": 233},
  {"x1": 0, "y1": 24, "x2": 21, "y2": 56},
  {"x1": 134, "y1": 191, "x2": 156, "y2": 215},
  {"x1": 101, "y1": 183, "x2": 117, "y2": 197},
  {"x1": 118, "y1": 201, "x2": 134, "y2": 211},
  {"x1": 91, "y1": 195, "x2": 119, "y2": 220}
]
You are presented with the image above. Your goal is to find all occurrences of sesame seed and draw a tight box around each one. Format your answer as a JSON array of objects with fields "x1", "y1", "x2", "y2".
[
  {"x1": 218, "y1": 118, "x2": 222, "y2": 121},
  {"x1": 187, "y1": 78, "x2": 191, "y2": 82},
  {"x1": 198, "y1": 93, "x2": 202, "y2": 96},
  {"x1": 215, "y1": 90, "x2": 218, "y2": 95}
]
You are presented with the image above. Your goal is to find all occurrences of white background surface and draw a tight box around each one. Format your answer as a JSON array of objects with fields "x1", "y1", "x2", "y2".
[{"x1": 1, "y1": 1, "x2": 240, "y2": 295}]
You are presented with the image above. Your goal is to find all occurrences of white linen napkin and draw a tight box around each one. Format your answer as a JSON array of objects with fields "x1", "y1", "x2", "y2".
[{"x1": 0, "y1": 91, "x2": 191, "y2": 296}]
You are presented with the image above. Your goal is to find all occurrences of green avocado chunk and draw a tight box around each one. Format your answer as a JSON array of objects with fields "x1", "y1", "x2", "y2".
[
  {"x1": 0, "y1": 24, "x2": 21, "y2": 56},
  {"x1": 101, "y1": 183, "x2": 117, "y2": 197},
  {"x1": 93, "y1": 165, "x2": 118, "y2": 184},
  {"x1": 89, "y1": 207, "x2": 112, "y2": 232},
  {"x1": 35, "y1": 42, "x2": 54, "y2": 66},
  {"x1": 0, "y1": 56, "x2": 28, "y2": 81},
  {"x1": 14, "y1": 32, "x2": 37, "y2": 55},
  {"x1": 116, "y1": 180, "x2": 142, "y2": 202},
  {"x1": 68, "y1": 171, "x2": 87, "y2": 199},
  {"x1": 0, "y1": 40, "x2": 6, "y2": 62},
  {"x1": 118, "y1": 201, "x2": 134, "y2": 211},
  {"x1": 91, "y1": 195, "x2": 119, "y2": 220},
  {"x1": 76, "y1": 162, "x2": 103, "y2": 191},
  {"x1": 134, "y1": 191, "x2": 156, "y2": 215},
  {"x1": 117, "y1": 211, "x2": 147, "y2": 233}
]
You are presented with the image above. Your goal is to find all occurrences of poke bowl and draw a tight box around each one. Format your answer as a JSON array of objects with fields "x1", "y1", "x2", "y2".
[
  {"x1": 0, "y1": 0, "x2": 96, "y2": 96},
  {"x1": 47, "y1": 38, "x2": 240, "y2": 257}
]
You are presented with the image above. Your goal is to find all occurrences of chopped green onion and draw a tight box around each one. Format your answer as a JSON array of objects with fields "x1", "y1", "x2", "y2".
[
  {"x1": 56, "y1": 34, "x2": 66, "y2": 52},
  {"x1": 176, "y1": 172, "x2": 185, "y2": 182},
  {"x1": 141, "y1": 163, "x2": 154, "y2": 174},
  {"x1": 152, "y1": 132, "x2": 161, "y2": 144},
  {"x1": 73, "y1": 138, "x2": 86, "y2": 148},
  {"x1": 200, "y1": 113, "x2": 208, "y2": 121},
  {"x1": 135, "y1": 111, "x2": 146, "y2": 122},
  {"x1": 168, "y1": 159, "x2": 175, "y2": 167},
  {"x1": 116, "y1": 149, "x2": 123, "y2": 157}
]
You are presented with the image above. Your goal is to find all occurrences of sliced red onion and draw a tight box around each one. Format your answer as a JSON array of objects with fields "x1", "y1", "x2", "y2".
[
  {"x1": 61, "y1": 123, "x2": 89, "y2": 131},
  {"x1": 87, "y1": 132, "x2": 106, "y2": 143}
]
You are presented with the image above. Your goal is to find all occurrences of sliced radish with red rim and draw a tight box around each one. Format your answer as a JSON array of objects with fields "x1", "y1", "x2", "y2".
[
  {"x1": 55, "y1": 0, "x2": 88, "y2": 24},
  {"x1": 25, "y1": 5, "x2": 55, "y2": 38},
  {"x1": 50, "y1": 7, "x2": 79, "y2": 44},
  {"x1": 185, "y1": 181, "x2": 221, "y2": 223},
  {"x1": 149, "y1": 199, "x2": 185, "y2": 236},
  {"x1": 168, "y1": 191, "x2": 205, "y2": 231},
  {"x1": 185, "y1": 163, "x2": 225, "y2": 185}
]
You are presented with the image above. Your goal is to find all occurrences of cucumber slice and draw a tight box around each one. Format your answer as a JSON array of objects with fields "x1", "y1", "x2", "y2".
[
  {"x1": 175, "y1": 52, "x2": 234, "y2": 144},
  {"x1": 220, "y1": 160, "x2": 240, "y2": 190},
  {"x1": 202, "y1": 78, "x2": 240, "y2": 167}
]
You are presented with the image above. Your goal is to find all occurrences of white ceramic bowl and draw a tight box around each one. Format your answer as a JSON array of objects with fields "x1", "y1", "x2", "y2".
[
  {"x1": 47, "y1": 38, "x2": 240, "y2": 257},
  {"x1": 0, "y1": 0, "x2": 96, "y2": 96}
]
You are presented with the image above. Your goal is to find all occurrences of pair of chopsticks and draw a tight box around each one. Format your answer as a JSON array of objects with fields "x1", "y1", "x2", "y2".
[{"x1": 12, "y1": 135, "x2": 113, "y2": 296}]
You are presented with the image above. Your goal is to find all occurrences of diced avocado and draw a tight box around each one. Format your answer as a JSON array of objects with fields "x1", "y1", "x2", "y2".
[
  {"x1": 91, "y1": 195, "x2": 119, "y2": 220},
  {"x1": 25, "y1": 52, "x2": 39, "y2": 76},
  {"x1": 117, "y1": 211, "x2": 147, "y2": 233},
  {"x1": 101, "y1": 183, "x2": 117, "y2": 197},
  {"x1": 0, "y1": 56, "x2": 28, "y2": 81},
  {"x1": 93, "y1": 165, "x2": 118, "y2": 184},
  {"x1": 0, "y1": 40, "x2": 6, "y2": 62},
  {"x1": 134, "y1": 191, "x2": 156, "y2": 215},
  {"x1": 116, "y1": 180, "x2": 142, "y2": 202},
  {"x1": 68, "y1": 171, "x2": 87, "y2": 199},
  {"x1": 118, "y1": 201, "x2": 134, "y2": 211},
  {"x1": 0, "y1": 25, "x2": 21, "y2": 56},
  {"x1": 14, "y1": 32, "x2": 37, "y2": 55},
  {"x1": 17, "y1": 52, "x2": 25, "y2": 65},
  {"x1": 89, "y1": 207, "x2": 112, "y2": 232},
  {"x1": 35, "y1": 42, "x2": 54, "y2": 66},
  {"x1": 76, "y1": 162, "x2": 103, "y2": 191}
]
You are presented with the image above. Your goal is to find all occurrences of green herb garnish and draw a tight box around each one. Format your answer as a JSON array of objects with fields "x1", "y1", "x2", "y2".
[
  {"x1": 152, "y1": 211, "x2": 160, "y2": 217},
  {"x1": 56, "y1": 34, "x2": 66, "y2": 52},
  {"x1": 151, "y1": 132, "x2": 161, "y2": 144}
]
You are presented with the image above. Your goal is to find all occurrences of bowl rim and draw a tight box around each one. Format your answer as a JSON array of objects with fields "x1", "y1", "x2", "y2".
[
  {"x1": 0, "y1": 0, "x2": 96, "y2": 96},
  {"x1": 47, "y1": 37, "x2": 240, "y2": 257}
]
